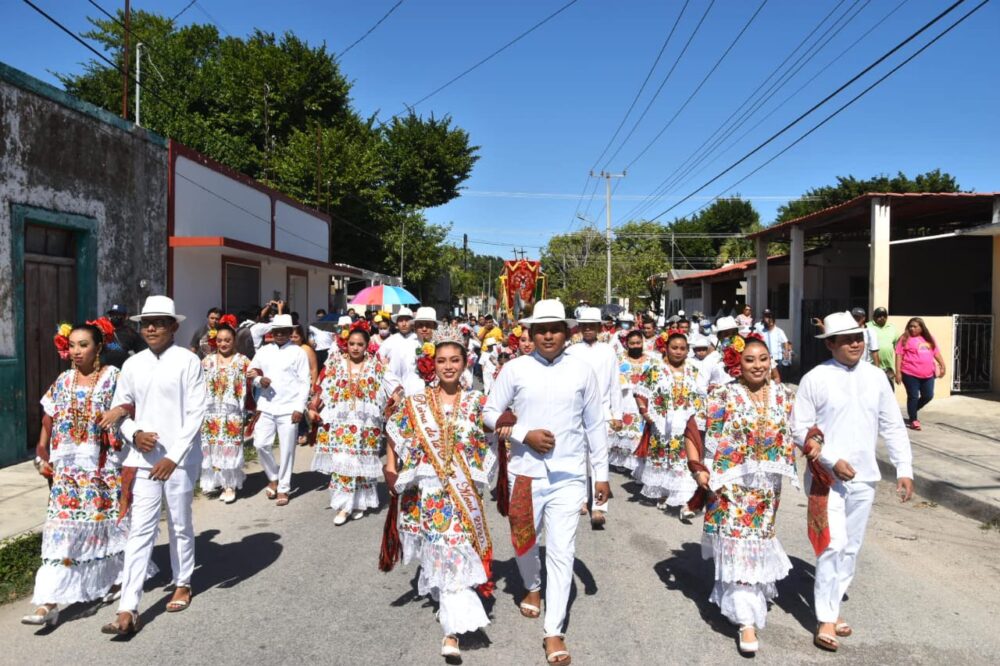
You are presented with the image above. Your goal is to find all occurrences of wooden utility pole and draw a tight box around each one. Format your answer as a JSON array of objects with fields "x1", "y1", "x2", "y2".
[{"x1": 122, "y1": 0, "x2": 131, "y2": 118}]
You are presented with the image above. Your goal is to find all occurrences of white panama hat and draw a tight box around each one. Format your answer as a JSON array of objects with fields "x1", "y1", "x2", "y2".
[
  {"x1": 392, "y1": 307, "x2": 414, "y2": 322},
  {"x1": 269, "y1": 314, "x2": 294, "y2": 330},
  {"x1": 715, "y1": 315, "x2": 738, "y2": 331},
  {"x1": 337, "y1": 315, "x2": 353, "y2": 327},
  {"x1": 520, "y1": 299, "x2": 576, "y2": 327},
  {"x1": 618, "y1": 312, "x2": 635, "y2": 323},
  {"x1": 130, "y1": 295, "x2": 186, "y2": 323},
  {"x1": 815, "y1": 311, "x2": 867, "y2": 339},
  {"x1": 576, "y1": 307, "x2": 603, "y2": 324},
  {"x1": 690, "y1": 334, "x2": 709, "y2": 348},
  {"x1": 413, "y1": 306, "x2": 438, "y2": 324}
]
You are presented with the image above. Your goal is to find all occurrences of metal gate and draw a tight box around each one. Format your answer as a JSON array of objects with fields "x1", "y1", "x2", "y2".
[{"x1": 952, "y1": 315, "x2": 993, "y2": 392}]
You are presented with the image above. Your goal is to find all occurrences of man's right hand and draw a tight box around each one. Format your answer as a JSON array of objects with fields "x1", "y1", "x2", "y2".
[
  {"x1": 832, "y1": 459, "x2": 856, "y2": 482},
  {"x1": 133, "y1": 431, "x2": 159, "y2": 453},
  {"x1": 523, "y1": 429, "x2": 556, "y2": 455}
]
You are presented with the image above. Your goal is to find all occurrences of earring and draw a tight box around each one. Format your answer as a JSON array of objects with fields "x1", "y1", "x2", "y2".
[{"x1": 93, "y1": 356, "x2": 101, "y2": 373}]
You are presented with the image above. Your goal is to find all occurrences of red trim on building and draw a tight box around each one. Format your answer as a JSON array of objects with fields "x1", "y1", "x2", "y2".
[{"x1": 170, "y1": 236, "x2": 362, "y2": 275}]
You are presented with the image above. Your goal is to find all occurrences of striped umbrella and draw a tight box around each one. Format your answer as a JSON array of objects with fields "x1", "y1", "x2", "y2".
[{"x1": 349, "y1": 284, "x2": 419, "y2": 306}]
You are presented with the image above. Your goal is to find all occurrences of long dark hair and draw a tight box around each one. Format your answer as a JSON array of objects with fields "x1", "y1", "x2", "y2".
[{"x1": 899, "y1": 317, "x2": 936, "y2": 349}]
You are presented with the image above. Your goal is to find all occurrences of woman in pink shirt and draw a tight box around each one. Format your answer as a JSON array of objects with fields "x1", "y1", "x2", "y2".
[{"x1": 894, "y1": 317, "x2": 946, "y2": 430}]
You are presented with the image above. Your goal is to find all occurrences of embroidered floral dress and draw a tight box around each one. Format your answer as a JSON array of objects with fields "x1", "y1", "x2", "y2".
[
  {"x1": 386, "y1": 389, "x2": 496, "y2": 635},
  {"x1": 312, "y1": 354, "x2": 389, "y2": 513},
  {"x1": 200, "y1": 353, "x2": 250, "y2": 491},
  {"x1": 33, "y1": 367, "x2": 127, "y2": 605},
  {"x1": 610, "y1": 354, "x2": 659, "y2": 470},
  {"x1": 699, "y1": 380, "x2": 798, "y2": 629},
  {"x1": 633, "y1": 360, "x2": 706, "y2": 504}
]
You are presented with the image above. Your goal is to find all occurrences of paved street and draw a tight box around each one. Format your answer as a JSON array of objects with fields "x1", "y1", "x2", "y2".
[{"x1": 3, "y1": 452, "x2": 1000, "y2": 665}]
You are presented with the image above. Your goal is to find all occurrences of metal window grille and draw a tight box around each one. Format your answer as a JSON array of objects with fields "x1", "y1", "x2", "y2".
[{"x1": 952, "y1": 315, "x2": 993, "y2": 393}]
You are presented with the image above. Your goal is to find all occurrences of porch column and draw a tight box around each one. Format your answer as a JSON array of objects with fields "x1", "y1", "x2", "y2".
[
  {"x1": 789, "y1": 226, "x2": 804, "y2": 356},
  {"x1": 701, "y1": 279, "x2": 713, "y2": 318},
  {"x1": 755, "y1": 236, "x2": 769, "y2": 316},
  {"x1": 993, "y1": 196, "x2": 1000, "y2": 391},
  {"x1": 869, "y1": 196, "x2": 891, "y2": 311}
]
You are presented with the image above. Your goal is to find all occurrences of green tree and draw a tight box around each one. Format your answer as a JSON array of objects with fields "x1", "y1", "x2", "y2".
[
  {"x1": 655, "y1": 197, "x2": 760, "y2": 269},
  {"x1": 57, "y1": 9, "x2": 479, "y2": 282},
  {"x1": 775, "y1": 170, "x2": 962, "y2": 222}
]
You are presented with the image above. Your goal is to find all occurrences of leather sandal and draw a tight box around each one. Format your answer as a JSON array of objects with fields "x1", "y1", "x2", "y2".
[
  {"x1": 166, "y1": 586, "x2": 192, "y2": 612},
  {"x1": 814, "y1": 631, "x2": 839, "y2": 652},
  {"x1": 276, "y1": 493, "x2": 289, "y2": 506},
  {"x1": 544, "y1": 637, "x2": 571, "y2": 665},
  {"x1": 101, "y1": 610, "x2": 139, "y2": 635},
  {"x1": 835, "y1": 621, "x2": 853, "y2": 637}
]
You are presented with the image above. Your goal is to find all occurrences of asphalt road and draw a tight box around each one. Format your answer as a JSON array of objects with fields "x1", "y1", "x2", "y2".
[{"x1": 4, "y1": 452, "x2": 1000, "y2": 665}]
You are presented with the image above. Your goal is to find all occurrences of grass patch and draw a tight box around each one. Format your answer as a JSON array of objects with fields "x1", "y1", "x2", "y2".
[
  {"x1": 243, "y1": 440, "x2": 258, "y2": 463},
  {"x1": 980, "y1": 518, "x2": 1000, "y2": 532},
  {"x1": 0, "y1": 531, "x2": 42, "y2": 604}
]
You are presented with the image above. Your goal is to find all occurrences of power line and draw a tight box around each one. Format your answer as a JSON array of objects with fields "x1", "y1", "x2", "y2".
[
  {"x1": 598, "y1": 0, "x2": 715, "y2": 170},
  {"x1": 193, "y1": 1, "x2": 230, "y2": 37},
  {"x1": 630, "y1": 0, "x2": 873, "y2": 220},
  {"x1": 587, "y1": 0, "x2": 690, "y2": 172},
  {"x1": 399, "y1": 0, "x2": 582, "y2": 115},
  {"x1": 338, "y1": 0, "x2": 406, "y2": 58},
  {"x1": 649, "y1": 0, "x2": 986, "y2": 222},
  {"x1": 171, "y1": 0, "x2": 197, "y2": 22},
  {"x1": 620, "y1": 0, "x2": 769, "y2": 172}
]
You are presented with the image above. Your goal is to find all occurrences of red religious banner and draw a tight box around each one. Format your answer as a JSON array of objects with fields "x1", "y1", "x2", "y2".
[{"x1": 498, "y1": 260, "x2": 545, "y2": 319}]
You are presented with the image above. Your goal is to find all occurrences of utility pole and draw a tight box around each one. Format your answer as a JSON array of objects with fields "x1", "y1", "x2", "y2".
[
  {"x1": 463, "y1": 233, "x2": 469, "y2": 316},
  {"x1": 122, "y1": 0, "x2": 130, "y2": 119},
  {"x1": 592, "y1": 170, "x2": 625, "y2": 304},
  {"x1": 134, "y1": 43, "x2": 142, "y2": 126}
]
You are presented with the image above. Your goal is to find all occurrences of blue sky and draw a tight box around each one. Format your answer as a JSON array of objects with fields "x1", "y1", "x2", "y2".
[{"x1": 3, "y1": 0, "x2": 998, "y2": 262}]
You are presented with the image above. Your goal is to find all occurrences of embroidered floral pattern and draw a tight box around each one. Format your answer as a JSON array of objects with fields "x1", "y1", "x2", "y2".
[{"x1": 201, "y1": 354, "x2": 250, "y2": 490}]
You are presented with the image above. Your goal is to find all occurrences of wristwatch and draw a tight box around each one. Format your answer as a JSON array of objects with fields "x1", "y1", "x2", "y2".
[{"x1": 33, "y1": 456, "x2": 47, "y2": 471}]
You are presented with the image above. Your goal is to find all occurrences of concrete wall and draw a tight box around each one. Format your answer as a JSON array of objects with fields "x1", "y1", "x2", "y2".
[
  {"x1": 174, "y1": 155, "x2": 271, "y2": 247},
  {"x1": 0, "y1": 69, "x2": 168, "y2": 351}
]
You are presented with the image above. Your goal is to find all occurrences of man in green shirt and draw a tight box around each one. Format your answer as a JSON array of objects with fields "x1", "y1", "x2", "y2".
[{"x1": 867, "y1": 306, "x2": 900, "y2": 389}]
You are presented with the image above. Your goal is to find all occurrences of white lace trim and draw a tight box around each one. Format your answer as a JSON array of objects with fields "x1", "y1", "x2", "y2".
[
  {"x1": 319, "y1": 402, "x2": 384, "y2": 425},
  {"x1": 329, "y1": 483, "x2": 380, "y2": 512},
  {"x1": 639, "y1": 466, "x2": 699, "y2": 500},
  {"x1": 40, "y1": 519, "x2": 128, "y2": 562},
  {"x1": 710, "y1": 461, "x2": 800, "y2": 491},
  {"x1": 32, "y1": 552, "x2": 124, "y2": 605},
  {"x1": 400, "y1": 534, "x2": 487, "y2": 596},
  {"x1": 201, "y1": 445, "x2": 244, "y2": 471},
  {"x1": 708, "y1": 580, "x2": 778, "y2": 629},
  {"x1": 311, "y1": 451, "x2": 383, "y2": 478},
  {"x1": 701, "y1": 533, "x2": 792, "y2": 585},
  {"x1": 438, "y1": 587, "x2": 490, "y2": 636},
  {"x1": 200, "y1": 466, "x2": 245, "y2": 491}
]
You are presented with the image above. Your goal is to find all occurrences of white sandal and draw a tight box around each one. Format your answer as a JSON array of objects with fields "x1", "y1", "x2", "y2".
[
  {"x1": 21, "y1": 606, "x2": 58, "y2": 626},
  {"x1": 738, "y1": 626, "x2": 759, "y2": 654},
  {"x1": 334, "y1": 511, "x2": 349, "y2": 526},
  {"x1": 440, "y1": 635, "x2": 461, "y2": 660}
]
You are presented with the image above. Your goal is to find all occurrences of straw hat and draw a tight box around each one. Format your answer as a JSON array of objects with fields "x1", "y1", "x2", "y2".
[
  {"x1": 519, "y1": 299, "x2": 576, "y2": 327},
  {"x1": 130, "y1": 295, "x2": 186, "y2": 323},
  {"x1": 815, "y1": 311, "x2": 867, "y2": 339}
]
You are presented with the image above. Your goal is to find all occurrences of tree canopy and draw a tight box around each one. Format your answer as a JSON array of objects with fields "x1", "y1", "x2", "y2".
[{"x1": 58, "y1": 9, "x2": 480, "y2": 296}]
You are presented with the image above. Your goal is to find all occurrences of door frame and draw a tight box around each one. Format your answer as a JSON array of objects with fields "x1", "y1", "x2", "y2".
[
  {"x1": 0, "y1": 204, "x2": 97, "y2": 465},
  {"x1": 286, "y1": 267, "x2": 308, "y2": 320}
]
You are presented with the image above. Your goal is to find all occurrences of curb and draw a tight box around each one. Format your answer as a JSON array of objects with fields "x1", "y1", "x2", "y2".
[{"x1": 875, "y1": 455, "x2": 1000, "y2": 525}]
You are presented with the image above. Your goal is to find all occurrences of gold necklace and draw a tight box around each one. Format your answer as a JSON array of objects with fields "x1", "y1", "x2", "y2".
[
  {"x1": 742, "y1": 380, "x2": 770, "y2": 456},
  {"x1": 432, "y1": 387, "x2": 462, "y2": 477},
  {"x1": 69, "y1": 367, "x2": 99, "y2": 443}
]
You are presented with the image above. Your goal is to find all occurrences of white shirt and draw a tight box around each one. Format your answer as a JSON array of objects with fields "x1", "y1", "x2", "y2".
[
  {"x1": 249, "y1": 341, "x2": 310, "y2": 415},
  {"x1": 762, "y1": 325, "x2": 789, "y2": 363},
  {"x1": 565, "y1": 340, "x2": 624, "y2": 420},
  {"x1": 791, "y1": 358, "x2": 913, "y2": 482},
  {"x1": 380, "y1": 331, "x2": 421, "y2": 382},
  {"x1": 250, "y1": 321, "x2": 271, "y2": 350},
  {"x1": 862, "y1": 327, "x2": 880, "y2": 364},
  {"x1": 309, "y1": 325, "x2": 334, "y2": 352},
  {"x1": 483, "y1": 351, "x2": 609, "y2": 482},
  {"x1": 113, "y1": 345, "x2": 206, "y2": 469}
]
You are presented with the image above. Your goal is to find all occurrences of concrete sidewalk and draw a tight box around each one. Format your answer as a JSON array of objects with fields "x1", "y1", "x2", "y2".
[
  {"x1": 876, "y1": 393, "x2": 1000, "y2": 524},
  {"x1": 0, "y1": 459, "x2": 49, "y2": 541}
]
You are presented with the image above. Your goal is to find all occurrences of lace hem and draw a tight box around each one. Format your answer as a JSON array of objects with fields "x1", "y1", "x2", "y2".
[
  {"x1": 200, "y1": 467, "x2": 246, "y2": 491},
  {"x1": 201, "y1": 446, "x2": 244, "y2": 471},
  {"x1": 701, "y1": 533, "x2": 792, "y2": 585},
  {"x1": 31, "y1": 552, "x2": 123, "y2": 605},
  {"x1": 438, "y1": 587, "x2": 490, "y2": 636},
  {"x1": 319, "y1": 402, "x2": 384, "y2": 426},
  {"x1": 329, "y1": 483, "x2": 380, "y2": 512},
  {"x1": 638, "y1": 466, "x2": 698, "y2": 497},
  {"x1": 400, "y1": 534, "x2": 486, "y2": 596},
  {"x1": 708, "y1": 580, "x2": 778, "y2": 629},
  {"x1": 394, "y1": 457, "x2": 495, "y2": 494},
  {"x1": 311, "y1": 451, "x2": 383, "y2": 478},
  {"x1": 711, "y1": 461, "x2": 799, "y2": 491}
]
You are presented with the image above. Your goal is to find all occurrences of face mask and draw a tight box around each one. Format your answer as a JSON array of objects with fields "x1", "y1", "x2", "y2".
[
  {"x1": 627, "y1": 347, "x2": 642, "y2": 359},
  {"x1": 620, "y1": 323, "x2": 631, "y2": 330},
  {"x1": 379, "y1": 329, "x2": 390, "y2": 338}
]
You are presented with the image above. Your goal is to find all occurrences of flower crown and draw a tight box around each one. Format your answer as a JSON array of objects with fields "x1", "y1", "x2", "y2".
[
  {"x1": 53, "y1": 322, "x2": 73, "y2": 360},
  {"x1": 654, "y1": 328, "x2": 686, "y2": 354},
  {"x1": 722, "y1": 332, "x2": 765, "y2": 377}
]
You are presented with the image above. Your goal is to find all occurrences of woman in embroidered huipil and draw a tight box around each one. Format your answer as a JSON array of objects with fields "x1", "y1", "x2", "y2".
[
  {"x1": 21, "y1": 323, "x2": 126, "y2": 627},
  {"x1": 200, "y1": 323, "x2": 250, "y2": 503},
  {"x1": 610, "y1": 329, "x2": 660, "y2": 471},
  {"x1": 384, "y1": 330, "x2": 497, "y2": 661},
  {"x1": 309, "y1": 323, "x2": 391, "y2": 526},
  {"x1": 685, "y1": 335, "x2": 797, "y2": 655},
  {"x1": 634, "y1": 331, "x2": 705, "y2": 506}
]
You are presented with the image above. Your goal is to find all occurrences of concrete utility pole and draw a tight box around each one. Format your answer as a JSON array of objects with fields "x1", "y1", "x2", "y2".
[
  {"x1": 592, "y1": 170, "x2": 625, "y2": 304},
  {"x1": 122, "y1": 0, "x2": 130, "y2": 119},
  {"x1": 134, "y1": 43, "x2": 142, "y2": 126},
  {"x1": 463, "y1": 233, "x2": 469, "y2": 316}
]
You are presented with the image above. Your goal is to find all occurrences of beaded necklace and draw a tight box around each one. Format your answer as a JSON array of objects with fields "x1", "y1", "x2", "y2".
[
  {"x1": 69, "y1": 367, "x2": 100, "y2": 443},
  {"x1": 741, "y1": 379, "x2": 771, "y2": 457},
  {"x1": 668, "y1": 361, "x2": 687, "y2": 407}
]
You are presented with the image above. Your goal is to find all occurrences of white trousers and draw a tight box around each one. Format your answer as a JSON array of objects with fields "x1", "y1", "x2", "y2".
[
  {"x1": 812, "y1": 475, "x2": 876, "y2": 623},
  {"x1": 254, "y1": 413, "x2": 298, "y2": 493},
  {"x1": 514, "y1": 474, "x2": 587, "y2": 637},
  {"x1": 118, "y1": 465, "x2": 198, "y2": 613}
]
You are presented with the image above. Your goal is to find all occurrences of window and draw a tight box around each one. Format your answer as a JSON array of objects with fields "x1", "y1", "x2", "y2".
[
  {"x1": 682, "y1": 283, "x2": 702, "y2": 299},
  {"x1": 223, "y1": 257, "x2": 260, "y2": 315}
]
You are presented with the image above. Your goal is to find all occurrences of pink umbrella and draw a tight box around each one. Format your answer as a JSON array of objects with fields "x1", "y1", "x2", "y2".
[{"x1": 349, "y1": 285, "x2": 419, "y2": 306}]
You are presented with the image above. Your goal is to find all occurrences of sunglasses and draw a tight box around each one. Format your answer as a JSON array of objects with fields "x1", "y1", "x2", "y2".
[{"x1": 140, "y1": 317, "x2": 175, "y2": 330}]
